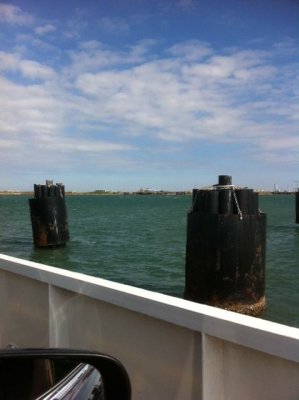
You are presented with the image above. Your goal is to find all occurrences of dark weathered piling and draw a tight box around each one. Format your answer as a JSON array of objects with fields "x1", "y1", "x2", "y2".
[
  {"x1": 296, "y1": 190, "x2": 299, "y2": 224},
  {"x1": 29, "y1": 180, "x2": 69, "y2": 248},
  {"x1": 184, "y1": 175, "x2": 266, "y2": 315}
]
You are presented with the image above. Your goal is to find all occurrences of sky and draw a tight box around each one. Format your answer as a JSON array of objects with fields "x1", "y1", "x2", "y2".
[{"x1": 0, "y1": 0, "x2": 298, "y2": 192}]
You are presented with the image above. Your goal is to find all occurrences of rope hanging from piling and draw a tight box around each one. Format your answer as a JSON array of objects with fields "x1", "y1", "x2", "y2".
[{"x1": 232, "y1": 188, "x2": 243, "y2": 220}]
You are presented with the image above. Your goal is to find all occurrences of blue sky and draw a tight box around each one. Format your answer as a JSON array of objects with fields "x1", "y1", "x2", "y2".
[{"x1": 0, "y1": 0, "x2": 298, "y2": 191}]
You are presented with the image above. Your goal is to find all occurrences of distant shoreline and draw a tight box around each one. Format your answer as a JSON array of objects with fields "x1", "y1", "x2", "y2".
[
  {"x1": 0, "y1": 190, "x2": 295, "y2": 196},
  {"x1": 0, "y1": 191, "x2": 191, "y2": 196}
]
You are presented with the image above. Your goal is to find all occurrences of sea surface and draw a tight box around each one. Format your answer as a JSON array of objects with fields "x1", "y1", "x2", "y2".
[{"x1": 0, "y1": 194, "x2": 298, "y2": 328}]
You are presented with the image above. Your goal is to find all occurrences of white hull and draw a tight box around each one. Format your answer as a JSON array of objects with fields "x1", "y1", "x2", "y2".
[{"x1": 0, "y1": 254, "x2": 299, "y2": 400}]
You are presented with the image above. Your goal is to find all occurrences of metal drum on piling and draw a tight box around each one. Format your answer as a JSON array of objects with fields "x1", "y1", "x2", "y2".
[
  {"x1": 184, "y1": 175, "x2": 266, "y2": 316},
  {"x1": 29, "y1": 180, "x2": 70, "y2": 248}
]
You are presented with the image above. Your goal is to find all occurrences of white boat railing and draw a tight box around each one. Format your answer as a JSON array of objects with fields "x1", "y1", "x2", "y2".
[{"x1": 0, "y1": 253, "x2": 299, "y2": 400}]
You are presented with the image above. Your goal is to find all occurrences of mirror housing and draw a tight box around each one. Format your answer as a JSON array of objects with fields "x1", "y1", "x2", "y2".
[{"x1": 0, "y1": 348, "x2": 131, "y2": 400}]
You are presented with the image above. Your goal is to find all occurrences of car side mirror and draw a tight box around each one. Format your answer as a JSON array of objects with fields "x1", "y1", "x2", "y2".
[{"x1": 0, "y1": 348, "x2": 131, "y2": 400}]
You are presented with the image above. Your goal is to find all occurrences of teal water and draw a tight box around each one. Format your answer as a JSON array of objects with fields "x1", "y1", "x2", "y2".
[{"x1": 0, "y1": 194, "x2": 298, "y2": 327}]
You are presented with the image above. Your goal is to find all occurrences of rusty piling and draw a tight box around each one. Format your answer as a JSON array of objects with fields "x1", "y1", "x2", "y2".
[
  {"x1": 29, "y1": 180, "x2": 70, "y2": 248},
  {"x1": 184, "y1": 175, "x2": 266, "y2": 315}
]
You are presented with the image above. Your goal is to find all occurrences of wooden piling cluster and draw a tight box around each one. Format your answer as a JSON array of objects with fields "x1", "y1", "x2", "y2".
[
  {"x1": 29, "y1": 180, "x2": 69, "y2": 248},
  {"x1": 184, "y1": 175, "x2": 266, "y2": 315}
]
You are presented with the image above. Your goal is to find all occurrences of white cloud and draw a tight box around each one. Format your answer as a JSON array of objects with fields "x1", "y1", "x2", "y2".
[
  {"x1": 0, "y1": 51, "x2": 19, "y2": 70},
  {"x1": 259, "y1": 136, "x2": 299, "y2": 150},
  {"x1": 67, "y1": 39, "x2": 156, "y2": 77},
  {"x1": 19, "y1": 60, "x2": 56, "y2": 80},
  {"x1": 73, "y1": 48, "x2": 257, "y2": 137},
  {"x1": 0, "y1": 138, "x2": 18, "y2": 148},
  {"x1": 0, "y1": 51, "x2": 56, "y2": 81},
  {"x1": 0, "y1": 38, "x2": 298, "y2": 175},
  {"x1": 0, "y1": 3, "x2": 34, "y2": 25},
  {"x1": 34, "y1": 23, "x2": 56, "y2": 35},
  {"x1": 51, "y1": 139, "x2": 134, "y2": 153},
  {"x1": 67, "y1": 42, "x2": 124, "y2": 75},
  {"x1": 0, "y1": 75, "x2": 65, "y2": 136},
  {"x1": 168, "y1": 41, "x2": 213, "y2": 60}
]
